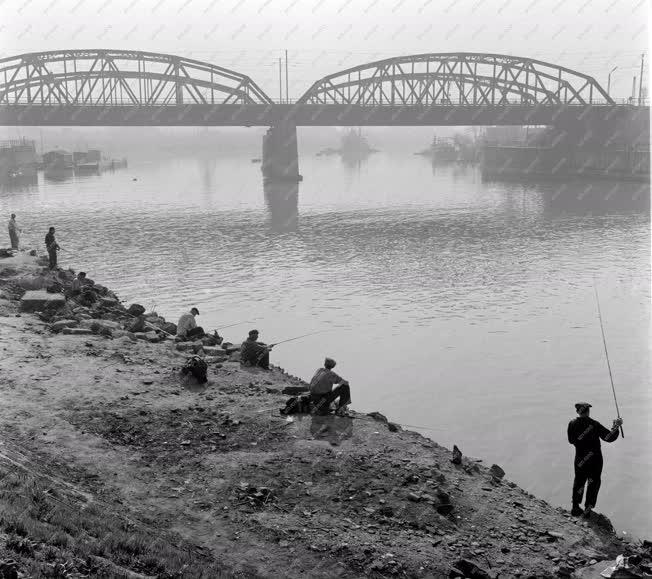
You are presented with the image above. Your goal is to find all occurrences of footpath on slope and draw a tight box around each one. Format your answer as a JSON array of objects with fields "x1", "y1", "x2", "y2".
[{"x1": 0, "y1": 252, "x2": 650, "y2": 579}]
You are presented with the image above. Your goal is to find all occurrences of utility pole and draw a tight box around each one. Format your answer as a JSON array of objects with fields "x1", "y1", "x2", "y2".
[
  {"x1": 607, "y1": 66, "x2": 618, "y2": 96},
  {"x1": 638, "y1": 53, "x2": 645, "y2": 105},
  {"x1": 631, "y1": 76, "x2": 637, "y2": 103},
  {"x1": 285, "y1": 49, "x2": 289, "y2": 103},
  {"x1": 278, "y1": 58, "x2": 282, "y2": 103}
]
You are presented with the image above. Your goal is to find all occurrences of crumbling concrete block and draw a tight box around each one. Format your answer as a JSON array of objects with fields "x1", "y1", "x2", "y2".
[{"x1": 20, "y1": 290, "x2": 66, "y2": 312}]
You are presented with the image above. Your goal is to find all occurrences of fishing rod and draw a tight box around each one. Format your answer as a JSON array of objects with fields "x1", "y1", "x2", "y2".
[
  {"x1": 253, "y1": 330, "x2": 329, "y2": 364},
  {"x1": 593, "y1": 283, "x2": 624, "y2": 438},
  {"x1": 269, "y1": 330, "x2": 328, "y2": 347},
  {"x1": 217, "y1": 320, "x2": 254, "y2": 330}
]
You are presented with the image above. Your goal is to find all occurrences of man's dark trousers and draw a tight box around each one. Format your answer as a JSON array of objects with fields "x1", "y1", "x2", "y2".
[
  {"x1": 572, "y1": 452, "x2": 603, "y2": 509},
  {"x1": 48, "y1": 248, "x2": 57, "y2": 269},
  {"x1": 255, "y1": 351, "x2": 270, "y2": 369},
  {"x1": 311, "y1": 384, "x2": 351, "y2": 415},
  {"x1": 186, "y1": 327, "x2": 205, "y2": 339}
]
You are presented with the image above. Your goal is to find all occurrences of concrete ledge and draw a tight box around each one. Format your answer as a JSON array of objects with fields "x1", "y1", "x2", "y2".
[{"x1": 20, "y1": 290, "x2": 66, "y2": 312}]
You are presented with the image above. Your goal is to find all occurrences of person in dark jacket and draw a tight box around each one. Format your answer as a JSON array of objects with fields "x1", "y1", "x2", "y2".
[
  {"x1": 240, "y1": 329, "x2": 274, "y2": 369},
  {"x1": 567, "y1": 402, "x2": 623, "y2": 517},
  {"x1": 45, "y1": 227, "x2": 60, "y2": 270},
  {"x1": 309, "y1": 357, "x2": 351, "y2": 416},
  {"x1": 8, "y1": 214, "x2": 20, "y2": 249}
]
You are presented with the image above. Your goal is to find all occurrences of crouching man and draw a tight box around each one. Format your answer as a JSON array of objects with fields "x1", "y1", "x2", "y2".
[
  {"x1": 240, "y1": 329, "x2": 273, "y2": 369},
  {"x1": 176, "y1": 307, "x2": 205, "y2": 340},
  {"x1": 309, "y1": 357, "x2": 351, "y2": 416}
]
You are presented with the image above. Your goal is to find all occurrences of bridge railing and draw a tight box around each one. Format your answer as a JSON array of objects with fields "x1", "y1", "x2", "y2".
[{"x1": 0, "y1": 98, "x2": 648, "y2": 107}]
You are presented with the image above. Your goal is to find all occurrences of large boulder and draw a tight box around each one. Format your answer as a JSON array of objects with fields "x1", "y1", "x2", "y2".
[
  {"x1": 80, "y1": 319, "x2": 121, "y2": 332},
  {"x1": 489, "y1": 464, "x2": 506, "y2": 480},
  {"x1": 127, "y1": 303, "x2": 146, "y2": 317},
  {"x1": 62, "y1": 327, "x2": 93, "y2": 336},
  {"x1": 222, "y1": 343, "x2": 241, "y2": 354},
  {"x1": 161, "y1": 322, "x2": 177, "y2": 335},
  {"x1": 99, "y1": 297, "x2": 119, "y2": 308},
  {"x1": 449, "y1": 559, "x2": 491, "y2": 579},
  {"x1": 202, "y1": 346, "x2": 228, "y2": 357},
  {"x1": 51, "y1": 319, "x2": 79, "y2": 333},
  {"x1": 93, "y1": 284, "x2": 109, "y2": 296},
  {"x1": 20, "y1": 290, "x2": 66, "y2": 312}
]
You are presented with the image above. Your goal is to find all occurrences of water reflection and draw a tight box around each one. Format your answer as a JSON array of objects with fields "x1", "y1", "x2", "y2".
[
  {"x1": 263, "y1": 180, "x2": 299, "y2": 232},
  {"x1": 341, "y1": 154, "x2": 368, "y2": 172},
  {"x1": 44, "y1": 168, "x2": 74, "y2": 182},
  {"x1": 540, "y1": 181, "x2": 650, "y2": 215},
  {"x1": 0, "y1": 171, "x2": 38, "y2": 193},
  {"x1": 198, "y1": 157, "x2": 216, "y2": 195},
  {"x1": 310, "y1": 414, "x2": 353, "y2": 446},
  {"x1": 429, "y1": 158, "x2": 477, "y2": 179}
]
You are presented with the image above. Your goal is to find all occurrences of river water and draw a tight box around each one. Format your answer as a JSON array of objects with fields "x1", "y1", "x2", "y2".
[{"x1": 2, "y1": 146, "x2": 650, "y2": 538}]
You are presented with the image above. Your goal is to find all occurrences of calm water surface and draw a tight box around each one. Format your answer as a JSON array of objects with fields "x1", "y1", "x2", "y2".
[{"x1": 2, "y1": 150, "x2": 650, "y2": 538}]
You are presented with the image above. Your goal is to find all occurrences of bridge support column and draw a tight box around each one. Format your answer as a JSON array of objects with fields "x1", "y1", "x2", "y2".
[{"x1": 262, "y1": 122, "x2": 301, "y2": 182}]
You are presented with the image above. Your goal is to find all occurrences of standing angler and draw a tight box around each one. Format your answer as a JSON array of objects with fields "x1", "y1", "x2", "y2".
[
  {"x1": 45, "y1": 227, "x2": 60, "y2": 270},
  {"x1": 8, "y1": 214, "x2": 20, "y2": 249},
  {"x1": 567, "y1": 402, "x2": 623, "y2": 517}
]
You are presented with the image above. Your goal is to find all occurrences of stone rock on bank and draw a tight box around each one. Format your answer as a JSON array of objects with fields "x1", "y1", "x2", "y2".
[{"x1": 51, "y1": 319, "x2": 79, "y2": 332}]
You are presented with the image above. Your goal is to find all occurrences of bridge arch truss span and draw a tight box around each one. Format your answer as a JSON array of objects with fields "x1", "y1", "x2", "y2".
[
  {"x1": 0, "y1": 49, "x2": 273, "y2": 106},
  {"x1": 298, "y1": 53, "x2": 614, "y2": 107}
]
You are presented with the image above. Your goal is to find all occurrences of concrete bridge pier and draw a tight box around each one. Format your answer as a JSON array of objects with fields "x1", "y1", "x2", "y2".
[{"x1": 262, "y1": 122, "x2": 301, "y2": 182}]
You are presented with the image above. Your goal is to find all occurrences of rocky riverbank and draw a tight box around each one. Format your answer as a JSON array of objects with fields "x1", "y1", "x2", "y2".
[{"x1": 0, "y1": 253, "x2": 651, "y2": 578}]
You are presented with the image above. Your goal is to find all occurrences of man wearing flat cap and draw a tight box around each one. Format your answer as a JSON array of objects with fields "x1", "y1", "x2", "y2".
[
  {"x1": 176, "y1": 307, "x2": 204, "y2": 340},
  {"x1": 240, "y1": 329, "x2": 273, "y2": 369},
  {"x1": 309, "y1": 357, "x2": 351, "y2": 416},
  {"x1": 567, "y1": 402, "x2": 623, "y2": 517}
]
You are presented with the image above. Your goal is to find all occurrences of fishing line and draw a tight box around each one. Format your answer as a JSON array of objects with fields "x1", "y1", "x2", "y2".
[{"x1": 593, "y1": 282, "x2": 624, "y2": 438}]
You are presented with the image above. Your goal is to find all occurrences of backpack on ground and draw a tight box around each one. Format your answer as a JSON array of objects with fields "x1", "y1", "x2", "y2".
[
  {"x1": 280, "y1": 395, "x2": 312, "y2": 415},
  {"x1": 181, "y1": 355, "x2": 208, "y2": 384}
]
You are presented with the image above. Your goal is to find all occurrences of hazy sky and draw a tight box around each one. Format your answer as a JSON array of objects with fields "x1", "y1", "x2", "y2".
[{"x1": 0, "y1": 0, "x2": 648, "y2": 99}]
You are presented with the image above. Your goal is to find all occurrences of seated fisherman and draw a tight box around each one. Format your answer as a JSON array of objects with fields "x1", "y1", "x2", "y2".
[
  {"x1": 70, "y1": 272, "x2": 85, "y2": 295},
  {"x1": 68, "y1": 272, "x2": 96, "y2": 305},
  {"x1": 176, "y1": 307, "x2": 205, "y2": 340},
  {"x1": 309, "y1": 357, "x2": 351, "y2": 416},
  {"x1": 240, "y1": 329, "x2": 274, "y2": 369}
]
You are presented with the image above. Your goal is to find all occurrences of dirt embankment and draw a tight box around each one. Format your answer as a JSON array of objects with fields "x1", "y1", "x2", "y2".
[{"x1": 0, "y1": 254, "x2": 650, "y2": 579}]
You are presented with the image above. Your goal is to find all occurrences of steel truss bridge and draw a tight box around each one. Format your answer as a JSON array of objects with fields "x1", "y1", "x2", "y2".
[{"x1": 0, "y1": 50, "x2": 646, "y2": 128}]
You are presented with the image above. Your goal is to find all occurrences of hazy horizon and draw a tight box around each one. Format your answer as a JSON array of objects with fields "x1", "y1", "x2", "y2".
[{"x1": 0, "y1": 0, "x2": 648, "y2": 101}]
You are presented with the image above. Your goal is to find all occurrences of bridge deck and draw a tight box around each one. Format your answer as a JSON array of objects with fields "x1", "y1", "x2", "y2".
[{"x1": 0, "y1": 104, "x2": 648, "y2": 127}]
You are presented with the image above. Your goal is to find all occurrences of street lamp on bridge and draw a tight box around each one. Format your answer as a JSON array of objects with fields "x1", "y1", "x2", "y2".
[{"x1": 607, "y1": 66, "x2": 618, "y2": 97}]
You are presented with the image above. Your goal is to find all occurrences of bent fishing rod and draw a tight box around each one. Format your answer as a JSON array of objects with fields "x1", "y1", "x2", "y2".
[{"x1": 593, "y1": 283, "x2": 624, "y2": 438}]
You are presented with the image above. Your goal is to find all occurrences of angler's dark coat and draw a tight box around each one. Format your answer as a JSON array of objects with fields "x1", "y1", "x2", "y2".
[{"x1": 567, "y1": 416, "x2": 619, "y2": 509}]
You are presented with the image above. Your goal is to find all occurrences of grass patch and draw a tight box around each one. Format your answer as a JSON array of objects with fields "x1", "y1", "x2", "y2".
[{"x1": 0, "y1": 461, "x2": 236, "y2": 578}]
